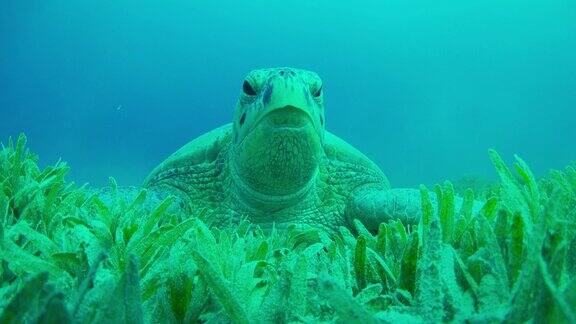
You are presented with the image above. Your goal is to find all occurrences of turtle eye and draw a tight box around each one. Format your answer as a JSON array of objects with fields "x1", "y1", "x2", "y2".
[
  {"x1": 242, "y1": 80, "x2": 257, "y2": 96},
  {"x1": 312, "y1": 85, "x2": 322, "y2": 97}
]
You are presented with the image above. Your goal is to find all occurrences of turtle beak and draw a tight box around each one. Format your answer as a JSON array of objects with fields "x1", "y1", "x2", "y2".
[
  {"x1": 259, "y1": 76, "x2": 318, "y2": 130},
  {"x1": 265, "y1": 105, "x2": 312, "y2": 128}
]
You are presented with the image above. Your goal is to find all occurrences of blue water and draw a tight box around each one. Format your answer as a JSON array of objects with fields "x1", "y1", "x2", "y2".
[{"x1": 1, "y1": 0, "x2": 575, "y2": 188}]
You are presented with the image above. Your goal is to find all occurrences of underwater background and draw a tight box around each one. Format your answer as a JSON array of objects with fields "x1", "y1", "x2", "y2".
[
  {"x1": 2, "y1": 1, "x2": 576, "y2": 322},
  {"x1": 1, "y1": 0, "x2": 575, "y2": 188}
]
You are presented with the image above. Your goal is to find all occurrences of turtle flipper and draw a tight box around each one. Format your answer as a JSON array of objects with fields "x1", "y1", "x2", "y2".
[
  {"x1": 347, "y1": 188, "x2": 483, "y2": 231},
  {"x1": 346, "y1": 188, "x2": 426, "y2": 230}
]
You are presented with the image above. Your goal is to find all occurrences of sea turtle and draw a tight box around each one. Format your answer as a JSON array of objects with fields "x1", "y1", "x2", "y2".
[{"x1": 143, "y1": 67, "x2": 443, "y2": 234}]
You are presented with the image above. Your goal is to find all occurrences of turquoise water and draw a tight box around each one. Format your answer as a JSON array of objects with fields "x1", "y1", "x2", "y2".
[{"x1": 1, "y1": 0, "x2": 575, "y2": 187}]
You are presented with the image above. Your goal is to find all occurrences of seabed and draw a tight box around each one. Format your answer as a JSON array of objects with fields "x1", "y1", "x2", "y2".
[{"x1": 0, "y1": 134, "x2": 574, "y2": 323}]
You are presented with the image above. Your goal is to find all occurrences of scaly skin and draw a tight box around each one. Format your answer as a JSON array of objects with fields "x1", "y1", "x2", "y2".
[{"x1": 144, "y1": 67, "x2": 460, "y2": 234}]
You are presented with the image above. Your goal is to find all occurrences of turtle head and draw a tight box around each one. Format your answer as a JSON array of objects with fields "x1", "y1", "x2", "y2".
[{"x1": 231, "y1": 67, "x2": 325, "y2": 202}]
